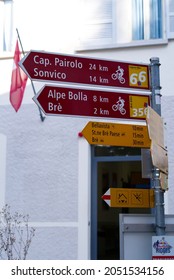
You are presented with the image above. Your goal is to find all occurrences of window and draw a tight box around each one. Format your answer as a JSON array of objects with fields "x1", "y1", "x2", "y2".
[
  {"x1": 78, "y1": 0, "x2": 173, "y2": 50},
  {"x1": 0, "y1": 0, "x2": 13, "y2": 52},
  {"x1": 78, "y1": 0, "x2": 114, "y2": 47},
  {"x1": 132, "y1": 0, "x2": 162, "y2": 40},
  {"x1": 167, "y1": 0, "x2": 174, "y2": 38}
]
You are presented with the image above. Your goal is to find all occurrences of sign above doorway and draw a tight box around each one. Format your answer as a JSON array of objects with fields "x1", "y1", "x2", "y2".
[
  {"x1": 82, "y1": 121, "x2": 151, "y2": 148},
  {"x1": 102, "y1": 188, "x2": 154, "y2": 208}
]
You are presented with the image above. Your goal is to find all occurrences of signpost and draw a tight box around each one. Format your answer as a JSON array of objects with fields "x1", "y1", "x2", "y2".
[
  {"x1": 150, "y1": 57, "x2": 165, "y2": 237},
  {"x1": 102, "y1": 188, "x2": 154, "y2": 208},
  {"x1": 20, "y1": 50, "x2": 166, "y2": 240},
  {"x1": 33, "y1": 85, "x2": 150, "y2": 119},
  {"x1": 82, "y1": 121, "x2": 151, "y2": 147},
  {"x1": 19, "y1": 50, "x2": 150, "y2": 90}
]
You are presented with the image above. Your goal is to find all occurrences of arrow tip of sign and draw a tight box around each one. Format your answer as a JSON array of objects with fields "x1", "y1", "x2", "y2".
[{"x1": 101, "y1": 189, "x2": 111, "y2": 206}]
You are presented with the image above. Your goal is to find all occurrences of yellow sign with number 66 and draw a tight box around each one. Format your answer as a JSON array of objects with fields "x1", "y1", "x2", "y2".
[{"x1": 129, "y1": 65, "x2": 149, "y2": 88}]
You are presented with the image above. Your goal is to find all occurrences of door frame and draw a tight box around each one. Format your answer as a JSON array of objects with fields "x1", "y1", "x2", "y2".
[{"x1": 90, "y1": 145, "x2": 142, "y2": 259}]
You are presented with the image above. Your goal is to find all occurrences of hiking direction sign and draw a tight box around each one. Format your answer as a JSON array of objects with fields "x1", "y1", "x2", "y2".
[
  {"x1": 33, "y1": 85, "x2": 150, "y2": 120},
  {"x1": 19, "y1": 50, "x2": 150, "y2": 90},
  {"x1": 102, "y1": 188, "x2": 154, "y2": 208},
  {"x1": 82, "y1": 121, "x2": 151, "y2": 147}
]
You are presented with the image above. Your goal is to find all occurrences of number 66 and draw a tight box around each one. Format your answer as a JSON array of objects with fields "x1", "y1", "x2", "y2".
[{"x1": 130, "y1": 71, "x2": 146, "y2": 84}]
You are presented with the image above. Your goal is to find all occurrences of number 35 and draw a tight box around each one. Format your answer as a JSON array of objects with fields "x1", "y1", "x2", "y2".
[{"x1": 132, "y1": 107, "x2": 147, "y2": 117}]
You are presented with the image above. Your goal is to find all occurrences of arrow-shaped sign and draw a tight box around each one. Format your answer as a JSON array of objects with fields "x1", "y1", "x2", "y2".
[
  {"x1": 102, "y1": 188, "x2": 154, "y2": 208},
  {"x1": 33, "y1": 85, "x2": 150, "y2": 120},
  {"x1": 19, "y1": 50, "x2": 150, "y2": 89},
  {"x1": 82, "y1": 121, "x2": 151, "y2": 148}
]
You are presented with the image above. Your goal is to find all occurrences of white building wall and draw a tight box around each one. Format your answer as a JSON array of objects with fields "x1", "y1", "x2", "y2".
[
  {"x1": 0, "y1": 98, "x2": 92, "y2": 259},
  {"x1": 0, "y1": 134, "x2": 6, "y2": 209},
  {"x1": 0, "y1": 0, "x2": 174, "y2": 260}
]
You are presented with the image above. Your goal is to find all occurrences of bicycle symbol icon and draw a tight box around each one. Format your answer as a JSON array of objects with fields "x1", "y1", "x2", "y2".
[
  {"x1": 112, "y1": 97, "x2": 126, "y2": 115},
  {"x1": 111, "y1": 66, "x2": 125, "y2": 84}
]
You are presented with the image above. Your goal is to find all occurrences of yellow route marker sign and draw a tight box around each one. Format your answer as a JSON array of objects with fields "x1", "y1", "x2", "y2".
[
  {"x1": 82, "y1": 121, "x2": 151, "y2": 148},
  {"x1": 102, "y1": 188, "x2": 154, "y2": 208},
  {"x1": 129, "y1": 95, "x2": 148, "y2": 119},
  {"x1": 129, "y1": 65, "x2": 149, "y2": 88}
]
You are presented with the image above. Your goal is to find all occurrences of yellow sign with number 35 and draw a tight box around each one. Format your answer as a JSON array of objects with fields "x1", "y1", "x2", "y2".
[{"x1": 129, "y1": 95, "x2": 149, "y2": 119}]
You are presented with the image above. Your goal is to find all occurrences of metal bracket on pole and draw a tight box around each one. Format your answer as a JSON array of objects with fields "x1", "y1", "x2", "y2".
[{"x1": 150, "y1": 57, "x2": 165, "y2": 236}]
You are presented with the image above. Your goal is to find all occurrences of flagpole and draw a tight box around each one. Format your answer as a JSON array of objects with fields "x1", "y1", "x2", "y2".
[{"x1": 16, "y1": 28, "x2": 45, "y2": 122}]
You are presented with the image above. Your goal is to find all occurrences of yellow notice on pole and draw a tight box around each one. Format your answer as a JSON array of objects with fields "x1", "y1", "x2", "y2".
[
  {"x1": 102, "y1": 188, "x2": 154, "y2": 208},
  {"x1": 82, "y1": 121, "x2": 151, "y2": 148}
]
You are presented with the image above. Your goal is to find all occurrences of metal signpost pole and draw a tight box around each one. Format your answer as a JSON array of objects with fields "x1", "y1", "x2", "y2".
[{"x1": 150, "y1": 57, "x2": 165, "y2": 236}]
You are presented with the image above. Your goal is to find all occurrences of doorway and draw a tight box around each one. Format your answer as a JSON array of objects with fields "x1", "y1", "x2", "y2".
[{"x1": 91, "y1": 146, "x2": 151, "y2": 260}]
